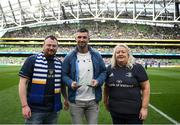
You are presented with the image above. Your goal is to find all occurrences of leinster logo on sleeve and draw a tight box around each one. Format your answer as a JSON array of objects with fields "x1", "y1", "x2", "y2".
[{"x1": 126, "y1": 72, "x2": 132, "y2": 77}]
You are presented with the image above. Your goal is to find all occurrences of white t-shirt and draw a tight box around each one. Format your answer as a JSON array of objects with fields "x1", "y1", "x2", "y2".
[{"x1": 76, "y1": 52, "x2": 95, "y2": 101}]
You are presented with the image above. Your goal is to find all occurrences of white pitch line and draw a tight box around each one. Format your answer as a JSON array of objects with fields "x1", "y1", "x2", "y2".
[
  {"x1": 151, "y1": 92, "x2": 162, "y2": 95},
  {"x1": 149, "y1": 104, "x2": 179, "y2": 124}
]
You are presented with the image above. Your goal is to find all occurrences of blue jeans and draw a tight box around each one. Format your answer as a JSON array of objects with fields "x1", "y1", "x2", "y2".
[
  {"x1": 25, "y1": 112, "x2": 59, "y2": 124},
  {"x1": 69, "y1": 100, "x2": 99, "y2": 124}
]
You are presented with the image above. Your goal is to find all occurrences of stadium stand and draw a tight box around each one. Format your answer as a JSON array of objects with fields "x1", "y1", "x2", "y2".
[
  {"x1": 2, "y1": 23, "x2": 180, "y2": 39},
  {"x1": 0, "y1": 0, "x2": 180, "y2": 67}
]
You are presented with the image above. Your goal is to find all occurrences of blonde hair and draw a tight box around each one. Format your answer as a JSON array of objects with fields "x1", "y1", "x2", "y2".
[{"x1": 111, "y1": 44, "x2": 135, "y2": 69}]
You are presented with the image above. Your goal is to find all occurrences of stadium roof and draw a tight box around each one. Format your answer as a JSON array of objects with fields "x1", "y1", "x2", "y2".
[{"x1": 0, "y1": 0, "x2": 180, "y2": 32}]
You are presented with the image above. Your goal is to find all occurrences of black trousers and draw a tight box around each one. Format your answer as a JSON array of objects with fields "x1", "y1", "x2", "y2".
[{"x1": 110, "y1": 111, "x2": 143, "y2": 124}]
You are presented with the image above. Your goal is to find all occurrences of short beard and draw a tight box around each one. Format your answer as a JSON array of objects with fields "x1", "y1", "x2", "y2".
[{"x1": 44, "y1": 51, "x2": 56, "y2": 57}]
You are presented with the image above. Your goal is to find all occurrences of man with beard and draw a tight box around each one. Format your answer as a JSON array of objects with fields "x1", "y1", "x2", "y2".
[
  {"x1": 62, "y1": 28, "x2": 106, "y2": 124},
  {"x1": 19, "y1": 35, "x2": 68, "y2": 124}
]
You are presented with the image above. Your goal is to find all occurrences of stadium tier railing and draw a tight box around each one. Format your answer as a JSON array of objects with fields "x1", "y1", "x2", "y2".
[
  {"x1": 0, "y1": 38, "x2": 180, "y2": 58},
  {"x1": 0, "y1": 52, "x2": 180, "y2": 59},
  {"x1": 1, "y1": 38, "x2": 180, "y2": 43}
]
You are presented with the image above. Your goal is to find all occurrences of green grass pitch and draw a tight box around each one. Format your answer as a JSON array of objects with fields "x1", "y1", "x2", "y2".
[{"x1": 0, "y1": 66, "x2": 179, "y2": 124}]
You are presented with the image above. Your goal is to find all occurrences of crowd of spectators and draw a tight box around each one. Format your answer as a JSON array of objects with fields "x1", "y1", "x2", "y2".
[
  {"x1": 0, "y1": 56, "x2": 179, "y2": 68},
  {"x1": 3, "y1": 22, "x2": 180, "y2": 39},
  {"x1": 1, "y1": 45, "x2": 179, "y2": 67},
  {"x1": 1, "y1": 22, "x2": 180, "y2": 66},
  {"x1": 0, "y1": 57, "x2": 25, "y2": 65},
  {"x1": 1, "y1": 45, "x2": 180, "y2": 54}
]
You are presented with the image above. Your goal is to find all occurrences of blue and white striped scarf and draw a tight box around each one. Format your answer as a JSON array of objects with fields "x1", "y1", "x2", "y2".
[{"x1": 29, "y1": 52, "x2": 62, "y2": 112}]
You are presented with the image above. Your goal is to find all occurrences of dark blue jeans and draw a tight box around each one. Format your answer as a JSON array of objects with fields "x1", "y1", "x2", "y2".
[
  {"x1": 110, "y1": 111, "x2": 143, "y2": 124},
  {"x1": 25, "y1": 112, "x2": 59, "y2": 124}
]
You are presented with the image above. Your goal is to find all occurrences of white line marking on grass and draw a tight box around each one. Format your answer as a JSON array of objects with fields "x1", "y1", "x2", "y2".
[
  {"x1": 151, "y1": 92, "x2": 162, "y2": 95},
  {"x1": 149, "y1": 104, "x2": 179, "y2": 124}
]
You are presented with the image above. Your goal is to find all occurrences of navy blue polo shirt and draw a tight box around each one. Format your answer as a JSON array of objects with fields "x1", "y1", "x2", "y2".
[
  {"x1": 19, "y1": 54, "x2": 57, "y2": 112},
  {"x1": 105, "y1": 63, "x2": 148, "y2": 114}
]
